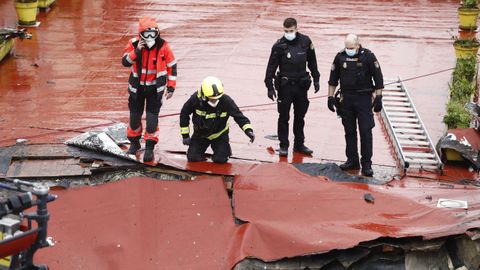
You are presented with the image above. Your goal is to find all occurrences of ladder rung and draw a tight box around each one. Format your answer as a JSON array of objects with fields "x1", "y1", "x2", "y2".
[
  {"x1": 389, "y1": 117, "x2": 419, "y2": 123},
  {"x1": 391, "y1": 122, "x2": 422, "y2": 128},
  {"x1": 385, "y1": 106, "x2": 414, "y2": 112},
  {"x1": 397, "y1": 134, "x2": 427, "y2": 140},
  {"x1": 384, "y1": 101, "x2": 411, "y2": 107},
  {"x1": 404, "y1": 151, "x2": 436, "y2": 158},
  {"x1": 405, "y1": 157, "x2": 439, "y2": 165},
  {"x1": 386, "y1": 111, "x2": 416, "y2": 117},
  {"x1": 394, "y1": 128, "x2": 425, "y2": 134},
  {"x1": 402, "y1": 146, "x2": 433, "y2": 152},
  {"x1": 383, "y1": 87, "x2": 402, "y2": 91},
  {"x1": 383, "y1": 96, "x2": 409, "y2": 102},
  {"x1": 383, "y1": 92, "x2": 406, "y2": 96},
  {"x1": 398, "y1": 140, "x2": 430, "y2": 146},
  {"x1": 408, "y1": 164, "x2": 439, "y2": 170}
]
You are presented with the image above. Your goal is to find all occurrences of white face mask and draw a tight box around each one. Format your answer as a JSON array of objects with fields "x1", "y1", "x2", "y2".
[
  {"x1": 284, "y1": 32, "x2": 296, "y2": 41},
  {"x1": 145, "y1": 37, "x2": 156, "y2": 48},
  {"x1": 207, "y1": 100, "x2": 219, "y2": 108},
  {"x1": 345, "y1": 48, "x2": 357, "y2": 57}
]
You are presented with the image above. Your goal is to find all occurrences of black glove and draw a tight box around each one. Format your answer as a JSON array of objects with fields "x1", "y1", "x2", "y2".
[
  {"x1": 267, "y1": 87, "x2": 277, "y2": 101},
  {"x1": 182, "y1": 137, "x2": 191, "y2": 145},
  {"x1": 372, "y1": 95, "x2": 383, "y2": 112},
  {"x1": 314, "y1": 82, "x2": 320, "y2": 93},
  {"x1": 245, "y1": 129, "x2": 255, "y2": 143},
  {"x1": 327, "y1": 96, "x2": 336, "y2": 112},
  {"x1": 167, "y1": 86, "x2": 175, "y2": 93}
]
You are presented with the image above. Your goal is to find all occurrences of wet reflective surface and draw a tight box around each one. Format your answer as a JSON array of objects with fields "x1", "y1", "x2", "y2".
[
  {"x1": 0, "y1": 0, "x2": 460, "y2": 169},
  {"x1": 2, "y1": 1, "x2": 478, "y2": 269}
]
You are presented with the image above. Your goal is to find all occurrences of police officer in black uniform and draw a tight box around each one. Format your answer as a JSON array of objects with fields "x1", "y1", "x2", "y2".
[
  {"x1": 264, "y1": 18, "x2": 320, "y2": 157},
  {"x1": 327, "y1": 34, "x2": 384, "y2": 176}
]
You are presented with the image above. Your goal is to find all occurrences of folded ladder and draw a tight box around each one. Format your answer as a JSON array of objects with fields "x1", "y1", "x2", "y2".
[{"x1": 380, "y1": 76, "x2": 443, "y2": 172}]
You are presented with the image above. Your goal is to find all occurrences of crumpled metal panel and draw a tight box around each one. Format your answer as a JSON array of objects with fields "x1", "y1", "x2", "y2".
[
  {"x1": 36, "y1": 163, "x2": 480, "y2": 269},
  {"x1": 65, "y1": 131, "x2": 135, "y2": 161},
  {"x1": 233, "y1": 163, "x2": 480, "y2": 263},
  {"x1": 436, "y1": 128, "x2": 480, "y2": 168}
]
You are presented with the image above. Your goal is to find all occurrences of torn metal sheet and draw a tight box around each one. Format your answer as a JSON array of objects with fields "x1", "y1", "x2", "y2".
[
  {"x1": 65, "y1": 131, "x2": 135, "y2": 162},
  {"x1": 436, "y1": 128, "x2": 480, "y2": 168},
  {"x1": 102, "y1": 123, "x2": 128, "y2": 145},
  {"x1": 32, "y1": 163, "x2": 480, "y2": 269},
  {"x1": 233, "y1": 163, "x2": 480, "y2": 263}
]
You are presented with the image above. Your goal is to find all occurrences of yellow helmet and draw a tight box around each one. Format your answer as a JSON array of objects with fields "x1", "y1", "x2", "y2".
[{"x1": 198, "y1": 76, "x2": 224, "y2": 100}]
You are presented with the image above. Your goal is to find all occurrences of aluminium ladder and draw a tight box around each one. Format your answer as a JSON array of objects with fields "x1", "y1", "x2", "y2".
[{"x1": 380, "y1": 76, "x2": 442, "y2": 172}]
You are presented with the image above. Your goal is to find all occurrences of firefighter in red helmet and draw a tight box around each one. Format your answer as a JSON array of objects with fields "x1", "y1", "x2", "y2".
[{"x1": 122, "y1": 16, "x2": 177, "y2": 162}]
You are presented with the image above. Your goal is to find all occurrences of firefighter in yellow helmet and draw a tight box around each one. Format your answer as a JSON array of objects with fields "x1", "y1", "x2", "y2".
[{"x1": 180, "y1": 76, "x2": 255, "y2": 163}]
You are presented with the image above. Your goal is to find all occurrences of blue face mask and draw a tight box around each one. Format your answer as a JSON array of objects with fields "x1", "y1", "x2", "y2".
[{"x1": 345, "y1": 48, "x2": 357, "y2": 57}]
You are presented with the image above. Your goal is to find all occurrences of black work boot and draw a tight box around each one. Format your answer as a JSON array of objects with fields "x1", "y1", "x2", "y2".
[
  {"x1": 293, "y1": 144, "x2": 313, "y2": 155},
  {"x1": 361, "y1": 166, "x2": 374, "y2": 177},
  {"x1": 339, "y1": 160, "x2": 360, "y2": 170},
  {"x1": 278, "y1": 146, "x2": 288, "y2": 157},
  {"x1": 143, "y1": 140, "x2": 156, "y2": 162},
  {"x1": 127, "y1": 136, "x2": 141, "y2": 155}
]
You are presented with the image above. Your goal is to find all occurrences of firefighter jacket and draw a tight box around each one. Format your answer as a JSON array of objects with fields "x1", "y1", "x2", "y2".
[
  {"x1": 328, "y1": 46, "x2": 384, "y2": 92},
  {"x1": 264, "y1": 32, "x2": 320, "y2": 91},
  {"x1": 122, "y1": 16, "x2": 177, "y2": 95},
  {"x1": 180, "y1": 93, "x2": 253, "y2": 140}
]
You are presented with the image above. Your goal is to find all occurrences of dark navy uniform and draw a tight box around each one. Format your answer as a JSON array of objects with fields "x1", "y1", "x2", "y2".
[
  {"x1": 328, "y1": 46, "x2": 383, "y2": 168},
  {"x1": 180, "y1": 93, "x2": 253, "y2": 163},
  {"x1": 264, "y1": 33, "x2": 320, "y2": 150}
]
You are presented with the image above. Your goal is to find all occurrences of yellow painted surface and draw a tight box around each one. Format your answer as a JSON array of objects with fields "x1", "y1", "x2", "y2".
[
  {"x1": 445, "y1": 149, "x2": 464, "y2": 161},
  {"x1": 458, "y1": 8, "x2": 480, "y2": 29},
  {"x1": 453, "y1": 43, "x2": 480, "y2": 59},
  {"x1": 0, "y1": 232, "x2": 12, "y2": 267},
  {"x1": 38, "y1": 0, "x2": 55, "y2": 8},
  {"x1": 14, "y1": 1, "x2": 38, "y2": 25},
  {"x1": 0, "y1": 39, "x2": 14, "y2": 63}
]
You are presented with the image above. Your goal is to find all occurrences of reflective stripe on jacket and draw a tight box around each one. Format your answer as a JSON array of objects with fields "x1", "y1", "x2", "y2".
[
  {"x1": 122, "y1": 37, "x2": 177, "y2": 93},
  {"x1": 179, "y1": 93, "x2": 252, "y2": 140}
]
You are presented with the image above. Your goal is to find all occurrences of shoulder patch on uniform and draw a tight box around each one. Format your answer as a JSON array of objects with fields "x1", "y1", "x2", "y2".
[
  {"x1": 310, "y1": 43, "x2": 315, "y2": 50},
  {"x1": 331, "y1": 64, "x2": 335, "y2": 71},
  {"x1": 374, "y1": 61, "x2": 380, "y2": 69}
]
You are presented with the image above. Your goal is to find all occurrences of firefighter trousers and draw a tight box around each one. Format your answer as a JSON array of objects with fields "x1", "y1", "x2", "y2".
[
  {"x1": 187, "y1": 132, "x2": 232, "y2": 164},
  {"x1": 128, "y1": 88, "x2": 163, "y2": 141}
]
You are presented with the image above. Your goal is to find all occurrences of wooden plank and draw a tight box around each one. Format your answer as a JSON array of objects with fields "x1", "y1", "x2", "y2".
[
  {"x1": 6, "y1": 159, "x2": 91, "y2": 178},
  {"x1": 13, "y1": 144, "x2": 72, "y2": 159}
]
